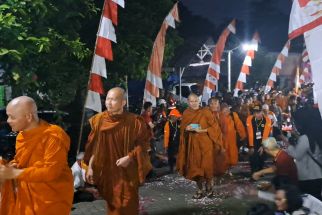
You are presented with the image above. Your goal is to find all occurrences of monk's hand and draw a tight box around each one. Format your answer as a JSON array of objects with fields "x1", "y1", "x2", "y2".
[
  {"x1": 258, "y1": 146, "x2": 264, "y2": 155},
  {"x1": 185, "y1": 125, "x2": 193, "y2": 131},
  {"x1": 195, "y1": 128, "x2": 207, "y2": 133},
  {"x1": 252, "y1": 171, "x2": 262, "y2": 181},
  {"x1": 0, "y1": 165, "x2": 23, "y2": 180},
  {"x1": 220, "y1": 147, "x2": 226, "y2": 154},
  {"x1": 116, "y1": 155, "x2": 132, "y2": 168},
  {"x1": 8, "y1": 162, "x2": 17, "y2": 168}
]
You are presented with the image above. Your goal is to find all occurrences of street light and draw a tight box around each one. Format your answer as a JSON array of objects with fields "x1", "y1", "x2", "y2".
[
  {"x1": 177, "y1": 42, "x2": 254, "y2": 101},
  {"x1": 226, "y1": 43, "x2": 256, "y2": 92},
  {"x1": 242, "y1": 43, "x2": 258, "y2": 52}
]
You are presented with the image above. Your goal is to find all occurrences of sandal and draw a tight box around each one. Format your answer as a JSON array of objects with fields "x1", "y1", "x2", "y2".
[
  {"x1": 206, "y1": 189, "x2": 214, "y2": 198},
  {"x1": 192, "y1": 189, "x2": 205, "y2": 199},
  {"x1": 205, "y1": 184, "x2": 214, "y2": 198}
]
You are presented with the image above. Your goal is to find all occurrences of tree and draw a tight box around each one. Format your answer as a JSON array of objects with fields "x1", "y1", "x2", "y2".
[
  {"x1": 0, "y1": 0, "x2": 98, "y2": 110},
  {"x1": 0, "y1": 0, "x2": 183, "y2": 111}
]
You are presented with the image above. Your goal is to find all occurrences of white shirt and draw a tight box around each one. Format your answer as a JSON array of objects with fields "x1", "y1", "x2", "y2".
[{"x1": 71, "y1": 161, "x2": 86, "y2": 190}]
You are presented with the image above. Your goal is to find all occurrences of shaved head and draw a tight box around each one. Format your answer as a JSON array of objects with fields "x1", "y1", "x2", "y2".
[
  {"x1": 187, "y1": 93, "x2": 200, "y2": 110},
  {"x1": 188, "y1": 93, "x2": 199, "y2": 101},
  {"x1": 105, "y1": 87, "x2": 127, "y2": 115},
  {"x1": 6, "y1": 96, "x2": 39, "y2": 131},
  {"x1": 108, "y1": 87, "x2": 127, "y2": 100},
  {"x1": 8, "y1": 96, "x2": 38, "y2": 114}
]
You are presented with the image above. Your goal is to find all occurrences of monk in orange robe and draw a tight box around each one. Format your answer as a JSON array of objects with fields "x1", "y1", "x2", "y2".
[
  {"x1": 0, "y1": 96, "x2": 73, "y2": 215},
  {"x1": 207, "y1": 97, "x2": 226, "y2": 177},
  {"x1": 177, "y1": 94, "x2": 222, "y2": 199},
  {"x1": 84, "y1": 87, "x2": 152, "y2": 215},
  {"x1": 220, "y1": 103, "x2": 246, "y2": 172}
]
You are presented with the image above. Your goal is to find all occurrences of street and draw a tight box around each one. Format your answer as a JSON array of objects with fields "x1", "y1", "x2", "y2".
[{"x1": 71, "y1": 163, "x2": 266, "y2": 215}]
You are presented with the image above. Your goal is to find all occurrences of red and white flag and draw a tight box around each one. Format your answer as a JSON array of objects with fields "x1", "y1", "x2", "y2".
[
  {"x1": 85, "y1": 0, "x2": 123, "y2": 112},
  {"x1": 234, "y1": 32, "x2": 260, "y2": 97},
  {"x1": 143, "y1": 3, "x2": 179, "y2": 106},
  {"x1": 201, "y1": 20, "x2": 236, "y2": 103},
  {"x1": 289, "y1": 0, "x2": 322, "y2": 116},
  {"x1": 264, "y1": 40, "x2": 291, "y2": 93}
]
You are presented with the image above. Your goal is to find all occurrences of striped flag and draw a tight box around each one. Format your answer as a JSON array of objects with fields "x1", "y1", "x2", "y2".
[
  {"x1": 85, "y1": 0, "x2": 124, "y2": 112},
  {"x1": 289, "y1": 0, "x2": 322, "y2": 116},
  {"x1": 264, "y1": 40, "x2": 291, "y2": 93},
  {"x1": 143, "y1": 3, "x2": 179, "y2": 106},
  {"x1": 202, "y1": 20, "x2": 236, "y2": 103},
  {"x1": 234, "y1": 32, "x2": 260, "y2": 97}
]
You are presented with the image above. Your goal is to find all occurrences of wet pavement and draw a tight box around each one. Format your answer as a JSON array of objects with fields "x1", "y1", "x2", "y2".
[{"x1": 71, "y1": 163, "x2": 267, "y2": 215}]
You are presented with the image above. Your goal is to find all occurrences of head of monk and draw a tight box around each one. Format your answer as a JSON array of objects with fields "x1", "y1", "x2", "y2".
[
  {"x1": 105, "y1": 87, "x2": 126, "y2": 115},
  {"x1": 187, "y1": 94, "x2": 200, "y2": 110},
  {"x1": 220, "y1": 103, "x2": 230, "y2": 116},
  {"x1": 6, "y1": 96, "x2": 39, "y2": 132},
  {"x1": 208, "y1": 97, "x2": 220, "y2": 112}
]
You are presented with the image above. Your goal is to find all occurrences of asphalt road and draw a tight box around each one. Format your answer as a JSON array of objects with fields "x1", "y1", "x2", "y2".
[{"x1": 71, "y1": 163, "x2": 268, "y2": 215}]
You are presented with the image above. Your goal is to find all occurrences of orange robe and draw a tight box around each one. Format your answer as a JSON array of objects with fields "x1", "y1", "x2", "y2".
[
  {"x1": 0, "y1": 120, "x2": 74, "y2": 215},
  {"x1": 84, "y1": 111, "x2": 152, "y2": 215},
  {"x1": 220, "y1": 112, "x2": 247, "y2": 166},
  {"x1": 210, "y1": 110, "x2": 227, "y2": 176},
  {"x1": 176, "y1": 108, "x2": 222, "y2": 181}
]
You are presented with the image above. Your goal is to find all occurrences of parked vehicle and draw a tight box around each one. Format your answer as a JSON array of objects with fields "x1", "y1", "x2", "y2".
[{"x1": 170, "y1": 83, "x2": 201, "y2": 104}]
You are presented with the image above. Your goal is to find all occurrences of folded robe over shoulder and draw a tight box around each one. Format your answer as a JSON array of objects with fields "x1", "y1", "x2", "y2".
[
  {"x1": 176, "y1": 107, "x2": 222, "y2": 181},
  {"x1": 0, "y1": 120, "x2": 74, "y2": 215},
  {"x1": 84, "y1": 111, "x2": 152, "y2": 215}
]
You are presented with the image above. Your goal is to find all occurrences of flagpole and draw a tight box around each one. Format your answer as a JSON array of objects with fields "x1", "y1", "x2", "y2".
[
  {"x1": 76, "y1": 0, "x2": 108, "y2": 154},
  {"x1": 228, "y1": 50, "x2": 232, "y2": 92},
  {"x1": 125, "y1": 75, "x2": 129, "y2": 110},
  {"x1": 295, "y1": 66, "x2": 300, "y2": 94}
]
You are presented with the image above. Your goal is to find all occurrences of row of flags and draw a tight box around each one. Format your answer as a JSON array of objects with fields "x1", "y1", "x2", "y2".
[
  {"x1": 84, "y1": 1, "x2": 180, "y2": 111},
  {"x1": 264, "y1": 40, "x2": 291, "y2": 94},
  {"x1": 233, "y1": 32, "x2": 260, "y2": 97},
  {"x1": 85, "y1": 0, "x2": 125, "y2": 113},
  {"x1": 143, "y1": 4, "x2": 179, "y2": 106},
  {"x1": 201, "y1": 20, "x2": 236, "y2": 103},
  {"x1": 84, "y1": 0, "x2": 322, "y2": 119}
]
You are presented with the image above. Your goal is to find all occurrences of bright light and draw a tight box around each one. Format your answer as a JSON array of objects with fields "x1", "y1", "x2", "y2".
[
  {"x1": 189, "y1": 62, "x2": 210, "y2": 67},
  {"x1": 242, "y1": 43, "x2": 258, "y2": 51}
]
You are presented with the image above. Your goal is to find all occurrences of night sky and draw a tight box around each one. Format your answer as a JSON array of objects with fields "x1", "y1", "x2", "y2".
[{"x1": 180, "y1": 0, "x2": 295, "y2": 52}]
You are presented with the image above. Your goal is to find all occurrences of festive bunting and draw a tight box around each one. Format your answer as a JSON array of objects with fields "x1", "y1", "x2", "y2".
[
  {"x1": 202, "y1": 19, "x2": 236, "y2": 103},
  {"x1": 143, "y1": 3, "x2": 179, "y2": 106}
]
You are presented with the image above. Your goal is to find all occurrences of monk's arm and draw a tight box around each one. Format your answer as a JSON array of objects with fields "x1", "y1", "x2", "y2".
[
  {"x1": 17, "y1": 135, "x2": 68, "y2": 182},
  {"x1": 128, "y1": 117, "x2": 151, "y2": 159},
  {"x1": 234, "y1": 113, "x2": 247, "y2": 140}
]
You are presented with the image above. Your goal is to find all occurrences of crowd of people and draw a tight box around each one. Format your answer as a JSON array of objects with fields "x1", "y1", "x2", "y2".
[{"x1": 0, "y1": 84, "x2": 322, "y2": 214}]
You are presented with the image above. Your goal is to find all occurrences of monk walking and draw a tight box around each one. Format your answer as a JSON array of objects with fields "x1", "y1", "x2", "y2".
[
  {"x1": 177, "y1": 94, "x2": 222, "y2": 199},
  {"x1": 0, "y1": 96, "x2": 74, "y2": 215},
  {"x1": 84, "y1": 87, "x2": 152, "y2": 215},
  {"x1": 220, "y1": 103, "x2": 246, "y2": 174}
]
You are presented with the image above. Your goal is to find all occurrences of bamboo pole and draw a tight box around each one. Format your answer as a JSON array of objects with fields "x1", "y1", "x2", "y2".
[{"x1": 76, "y1": 0, "x2": 108, "y2": 154}]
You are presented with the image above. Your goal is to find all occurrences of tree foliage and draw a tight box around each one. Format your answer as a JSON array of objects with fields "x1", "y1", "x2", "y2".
[
  {"x1": 0, "y1": 0, "x2": 98, "y2": 109},
  {"x1": 0, "y1": 0, "x2": 183, "y2": 110}
]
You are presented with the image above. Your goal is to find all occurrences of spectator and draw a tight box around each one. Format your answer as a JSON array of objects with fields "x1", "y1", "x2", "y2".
[
  {"x1": 163, "y1": 108, "x2": 181, "y2": 173},
  {"x1": 246, "y1": 105, "x2": 271, "y2": 173},
  {"x1": 252, "y1": 137, "x2": 298, "y2": 185},
  {"x1": 284, "y1": 108, "x2": 322, "y2": 200},
  {"x1": 275, "y1": 185, "x2": 312, "y2": 215},
  {"x1": 71, "y1": 152, "x2": 99, "y2": 203}
]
